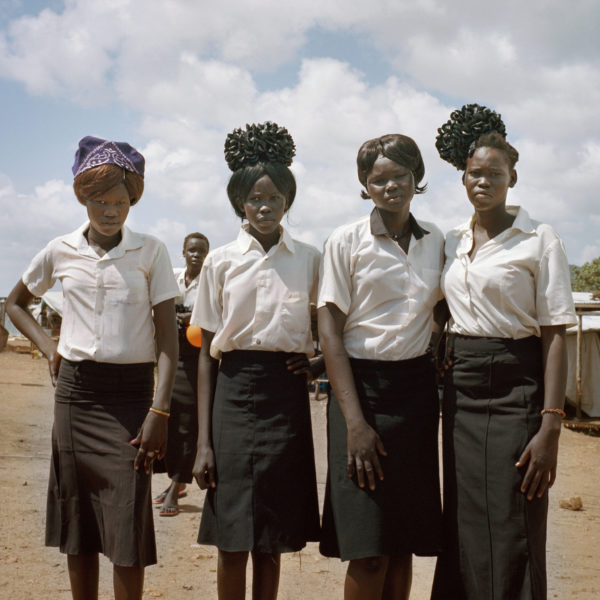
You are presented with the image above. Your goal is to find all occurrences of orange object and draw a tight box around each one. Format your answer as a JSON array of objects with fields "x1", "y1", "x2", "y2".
[{"x1": 186, "y1": 325, "x2": 202, "y2": 347}]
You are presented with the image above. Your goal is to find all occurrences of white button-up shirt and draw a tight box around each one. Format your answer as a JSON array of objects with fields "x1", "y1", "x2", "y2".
[
  {"x1": 191, "y1": 225, "x2": 321, "y2": 359},
  {"x1": 174, "y1": 267, "x2": 199, "y2": 309},
  {"x1": 442, "y1": 206, "x2": 577, "y2": 339},
  {"x1": 318, "y1": 209, "x2": 445, "y2": 361},
  {"x1": 22, "y1": 222, "x2": 179, "y2": 363}
]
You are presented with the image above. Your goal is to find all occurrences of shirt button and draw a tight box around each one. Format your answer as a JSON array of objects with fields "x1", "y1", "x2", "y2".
[{"x1": 256, "y1": 339, "x2": 261, "y2": 345}]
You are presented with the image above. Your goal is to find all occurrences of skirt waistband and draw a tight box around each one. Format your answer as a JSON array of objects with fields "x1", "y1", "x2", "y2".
[
  {"x1": 449, "y1": 334, "x2": 541, "y2": 354},
  {"x1": 221, "y1": 350, "x2": 305, "y2": 365},
  {"x1": 350, "y1": 353, "x2": 431, "y2": 371}
]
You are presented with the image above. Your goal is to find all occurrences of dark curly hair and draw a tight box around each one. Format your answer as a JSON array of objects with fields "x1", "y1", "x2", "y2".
[
  {"x1": 436, "y1": 103, "x2": 518, "y2": 170},
  {"x1": 224, "y1": 121, "x2": 297, "y2": 218},
  {"x1": 73, "y1": 164, "x2": 144, "y2": 206},
  {"x1": 357, "y1": 134, "x2": 427, "y2": 199},
  {"x1": 183, "y1": 232, "x2": 209, "y2": 252}
]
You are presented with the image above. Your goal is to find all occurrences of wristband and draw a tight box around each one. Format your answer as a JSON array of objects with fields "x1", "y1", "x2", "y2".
[
  {"x1": 540, "y1": 408, "x2": 566, "y2": 419},
  {"x1": 149, "y1": 407, "x2": 170, "y2": 418}
]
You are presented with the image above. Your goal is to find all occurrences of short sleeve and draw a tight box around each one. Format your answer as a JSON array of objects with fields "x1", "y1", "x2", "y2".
[
  {"x1": 190, "y1": 253, "x2": 222, "y2": 333},
  {"x1": 318, "y1": 231, "x2": 352, "y2": 314},
  {"x1": 148, "y1": 242, "x2": 179, "y2": 306},
  {"x1": 535, "y1": 237, "x2": 577, "y2": 327},
  {"x1": 22, "y1": 241, "x2": 57, "y2": 297}
]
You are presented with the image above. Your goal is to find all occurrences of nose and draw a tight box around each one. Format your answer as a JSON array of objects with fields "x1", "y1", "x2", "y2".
[
  {"x1": 477, "y1": 175, "x2": 490, "y2": 188},
  {"x1": 103, "y1": 204, "x2": 118, "y2": 217},
  {"x1": 385, "y1": 179, "x2": 398, "y2": 192}
]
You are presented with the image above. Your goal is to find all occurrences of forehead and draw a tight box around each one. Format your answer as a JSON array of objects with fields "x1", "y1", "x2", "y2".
[
  {"x1": 368, "y1": 155, "x2": 410, "y2": 178},
  {"x1": 467, "y1": 147, "x2": 511, "y2": 170},
  {"x1": 185, "y1": 238, "x2": 208, "y2": 251},
  {"x1": 93, "y1": 182, "x2": 129, "y2": 201},
  {"x1": 247, "y1": 174, "x2": 282, "y2": 196}
]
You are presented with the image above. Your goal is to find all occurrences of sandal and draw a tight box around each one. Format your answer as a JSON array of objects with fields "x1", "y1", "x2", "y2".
[
  {"x1": 153, "y1": 487, "x2": 187, "y2": 504},
  {"x1": 159, "y1": 505, "x2": 180, "y2": 517}
]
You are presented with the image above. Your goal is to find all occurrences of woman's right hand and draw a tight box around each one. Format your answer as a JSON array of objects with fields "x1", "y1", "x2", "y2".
[
  {"x1": 193, "y1": 445, "x2": 216, "y2": 490},
  {"x1": 346, "y1": 421, "x2": 387, "y2": 491},
  {"x1": 47, "y1": 342, "x2": 62, "y2": 387}
]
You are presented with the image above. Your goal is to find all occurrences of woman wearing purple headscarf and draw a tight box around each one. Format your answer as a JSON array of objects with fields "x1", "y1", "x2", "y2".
[{"x1": 6, "y1": 136, "x2": 179, "y2": 600}]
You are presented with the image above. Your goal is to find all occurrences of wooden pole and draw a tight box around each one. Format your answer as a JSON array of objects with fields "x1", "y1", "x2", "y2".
[{"x1": 576, "y1": 312, "x2": 583, "y2": 419}]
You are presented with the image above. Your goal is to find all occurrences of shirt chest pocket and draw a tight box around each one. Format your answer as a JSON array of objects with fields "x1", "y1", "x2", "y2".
[
  {"x1": 280, "y1": 291, "x2": 310, "y2": 335},
  {"x1": 413, "y1": 267, "x2": 441, "y2": 309},
  {"x1": 103, "y1": 268, "x2": 148, "y2": 305}
]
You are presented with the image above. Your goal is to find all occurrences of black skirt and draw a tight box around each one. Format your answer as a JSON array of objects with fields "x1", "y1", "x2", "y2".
[
  {"x1": 431, "y1": 335, "x2": 547, "y2": 600},
  {"x1": 153, "y1": 352, "x2": 199, "y2": 483},
  {"x1": 198, "y1": 350, "x2": 320, "y2": 553},
  {"x1": 46, "y1": 359, "x2": 156, "y2": 567},
  {"x1": 320, "y1": 354, "x2": 442, "y2": 560}
]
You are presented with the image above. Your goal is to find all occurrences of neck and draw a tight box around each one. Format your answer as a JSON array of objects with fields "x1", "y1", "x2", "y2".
[
  {"x1": 185, "y1": 265, "x2": 201, "y2": 281},
  {"x1": 86, "y1": 226, "x2": 122, "y2": 252},
  {"x1": 378, "y1": 207, "x2": 411, "y2": 236},
  {"x1": 474, "y1": 205, "x2": 514, "y2": 237},
  {"x1": 248, "y1": 226, "x2": 281, "y2": 253}
]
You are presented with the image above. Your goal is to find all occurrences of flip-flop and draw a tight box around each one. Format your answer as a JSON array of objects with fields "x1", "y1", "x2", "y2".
[
  {"x1": 153, "y1": 488, "x2": 187, "y2": 504},
  {"x1": 159, "y1": 505, "x2": 180, "y2": 517}
]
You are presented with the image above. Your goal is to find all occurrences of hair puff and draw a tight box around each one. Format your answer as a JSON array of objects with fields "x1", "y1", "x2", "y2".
[
  {"x1": 435, "y1": 103, "x2": 507, "y2": 170},
  {"x1": 224, "y1": 121, "x2": 296, "y2": 172}
]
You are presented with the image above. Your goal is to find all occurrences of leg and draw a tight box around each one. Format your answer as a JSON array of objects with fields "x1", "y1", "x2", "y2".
[
  {"x1": 113, "y1": 565, "x2": 144, "y2": 600},
  {"x1": 345, "y1": 556, "x2": 390, "y2": 600},
  {"x1": 382, "y1": 553, "x2": 412, "y2": 600},
  {"x1": 67, "y1": 553, "x2": 99, "y2": 600},
  {"x1": 251, "y1": 552, "x2": 280, "y2": 600},
  {"x1": 218, "y1": 550, "x2": 249, "y2": 600},
  {"x1": 160, "y1": 480, "x2": 187, "y2": 516}
]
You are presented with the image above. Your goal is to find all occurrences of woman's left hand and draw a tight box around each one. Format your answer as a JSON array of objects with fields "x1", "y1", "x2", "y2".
[
  {"x1": 130, "y1": 411, "x2": 168, "y2": 474},
  {"x1": 515, "y1": 426, "x2": 560, "y2": 501},
  {"x1": 286, "y1": 354, "x2": 325, "y2": 382}
]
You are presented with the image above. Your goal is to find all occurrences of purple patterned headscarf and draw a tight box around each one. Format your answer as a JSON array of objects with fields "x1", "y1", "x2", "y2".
[{"x1": 72, "y1": 136, "x2": 145, "y2": 178}]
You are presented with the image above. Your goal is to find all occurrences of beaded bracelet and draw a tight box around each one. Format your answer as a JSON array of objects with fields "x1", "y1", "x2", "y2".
[
  {"x1": 540, "y1": 408, "x2": 566, "y2": 419},
  {"x1": 149, "y1": 407, "x2": 170, "y2": 418}
]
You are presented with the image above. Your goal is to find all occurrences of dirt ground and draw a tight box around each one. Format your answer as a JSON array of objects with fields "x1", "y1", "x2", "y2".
[{"x1": 0, "y1": 350, "x2": 599, "y2": 599}]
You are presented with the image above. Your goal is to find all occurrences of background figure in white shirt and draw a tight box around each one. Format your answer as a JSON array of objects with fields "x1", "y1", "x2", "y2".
[
  {"x1": 431, "y1": 105, "x2": 577, "y2": 600},
  {"x1": 153, "y1": 232, "x2": 209, "y2": 517},
  {"x1": 6, "y1": 136, "x2": 179, "y2": 600},
  {"x1": 318, "y1": 134, "x2": 445, "y2": 600},
  {"x1": 191, "y1": 122, "x2": 323, "y2": 600}
]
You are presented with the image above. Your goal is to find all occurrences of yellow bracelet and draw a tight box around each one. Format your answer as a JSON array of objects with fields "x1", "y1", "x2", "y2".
[
  {"x1": 149, "y1": 407, "x2": 170, "y2": 418},
  {"x1": 540, "y1": 408, "x2": 566, "y2": 419}
]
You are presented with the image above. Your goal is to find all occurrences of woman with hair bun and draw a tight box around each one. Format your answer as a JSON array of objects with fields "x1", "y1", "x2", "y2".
[
  {"x1": 6, "y1": 136, "x2": 180, "y2": 599},
  {"x1": 431, "y1": 105, "x2": 576, "y2": 600},
  {"x1": 318, "y1": 133, "x2": 445, "y2": 599},
  {"x1": 191, "y1": 122, "x2": 322, "y2": 599}
]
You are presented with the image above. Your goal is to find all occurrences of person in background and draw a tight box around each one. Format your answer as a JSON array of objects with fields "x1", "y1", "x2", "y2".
[
  {"x1": 431, "y1": 104, "x2": 577, "y2": 600},
  {"x1": 154, "y1": 232, "x2": 210, "y2": 517},
  {"x1": 318, "y1": 133, "x2": 445, "y2": 600},
  {"x1": 192, "y1": 122, "x2": 322, "y2": 599},
  {"x1": 6, "y1": 136, "x2": 179, "y2": 600}
]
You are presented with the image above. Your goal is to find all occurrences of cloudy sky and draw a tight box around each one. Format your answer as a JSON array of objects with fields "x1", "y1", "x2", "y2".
[{"x1": 1, "y1": 0, "x2": 599, "y2": 296}]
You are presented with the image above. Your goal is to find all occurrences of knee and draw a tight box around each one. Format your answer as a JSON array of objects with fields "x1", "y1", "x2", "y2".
[
  {"x1": 218, "y1": 550, "x2": 249, "y2": 569},
  {"x1": 351, "y1": 556, "x2": 387, "y2": 575}
]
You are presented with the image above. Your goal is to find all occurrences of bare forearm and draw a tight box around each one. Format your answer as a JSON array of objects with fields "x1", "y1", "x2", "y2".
[
  {"x1": 152, "y1": 300, "x2": 178, "y2": 412},
  {"x1": 540, "y1": 325, "x2": 567, "y2": 431},
  {"x1": 197, "y1": 331, "x2": 218, "y2": 447}
]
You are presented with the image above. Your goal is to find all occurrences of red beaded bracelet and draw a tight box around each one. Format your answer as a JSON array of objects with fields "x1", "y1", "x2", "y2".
[{"x1": 540, "y1": 408, "x2": 566, "y2": 419}]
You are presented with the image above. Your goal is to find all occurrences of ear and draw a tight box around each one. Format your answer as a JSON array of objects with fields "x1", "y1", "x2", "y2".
[
  {"x1": 461, "y1": 171, "x2": 466, "y2": 186},
  {"x1": 509, "y1": 169, "x2": 517, "y2": 188}
]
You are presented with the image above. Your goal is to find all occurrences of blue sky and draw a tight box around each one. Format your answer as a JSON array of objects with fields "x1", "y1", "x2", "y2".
[{"x1": 1, "y1": 0, "x2": 599, "y2": 297}]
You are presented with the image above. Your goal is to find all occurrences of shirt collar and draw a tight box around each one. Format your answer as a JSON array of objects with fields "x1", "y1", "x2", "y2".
[
  {"x1": 61, "y1": 222, "x2": 143, "y2": 259},
  {"x1": 237, "y1": 224, "x2": 295, "y2": 254},
  {"x1": 459, "y1": 205, "x2": 536, "y2": 236},
  {"x1": 369, "y1": 208, "x2": 429, "y2": 240}
]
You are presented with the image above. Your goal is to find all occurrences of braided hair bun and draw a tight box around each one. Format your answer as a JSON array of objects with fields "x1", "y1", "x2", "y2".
[
  {"x1": 224, "y1": 121, "x2": 296, "y2": 172},
  {"x1": 436, "y1": 104, "x2": 506, "y2": 170}
]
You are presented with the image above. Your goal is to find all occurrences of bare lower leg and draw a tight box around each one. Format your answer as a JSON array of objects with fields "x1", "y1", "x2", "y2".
[
  {"x1": 382, "y1": 553, "x2": 412, "y2": 600},
  {"x1": 218, "y1": 550, "x2": 249, "y2": 600},
  {"x1": 67, "y1": 553, "x2": 99, "y2": 600},
  {"x1": 251, "y1": 552, "x2": 280, "y2": 600},
  {"x1": 113, "y1": 565, "x2": 144, "y2": 600},
  {"x1": 345, "y1": 556, "x2": 390, "y2": 600},
  {"x1": 161, "y1": 480, "x2": 186, "y2": 514}
]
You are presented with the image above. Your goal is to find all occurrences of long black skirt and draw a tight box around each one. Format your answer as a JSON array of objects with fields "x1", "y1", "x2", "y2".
[
  {"x1": 198, "y1": 350, "x2": 320, "y2": 553},
  {"x1": 320, "y1": 355, "x2": 442, "y2": 560},
  {"x1": 431, "y1": 335, "x2": 547, "y2": 600},
  {"x1": 153, "y1": 353, "x2": 199, "y2": 483},
  {"x1": 46, "y1": 359, "x2": 156, "y2": 567}
]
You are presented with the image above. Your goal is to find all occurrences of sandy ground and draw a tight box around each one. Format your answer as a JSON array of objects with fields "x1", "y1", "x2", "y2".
[{"x1": 0, "y1": 350, "x2": 599, "y2": 599}]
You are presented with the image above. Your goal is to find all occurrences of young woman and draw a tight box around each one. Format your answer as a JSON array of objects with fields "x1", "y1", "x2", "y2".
[
  {"x1": 318, "y1": 134, "x2": 445, "y2": 600},
  {"x1": 153, "y1": 232, "x2": 210, "y2": 517},
  {"x1": 431, "y1": 104, "x2": 577, "y2": 600},
  {"x1": 6, "y1": 136, "x2": 179, "y2": 600},
  {"x1": 191, "y1": 122, "x2": 322, "y2": 599}
]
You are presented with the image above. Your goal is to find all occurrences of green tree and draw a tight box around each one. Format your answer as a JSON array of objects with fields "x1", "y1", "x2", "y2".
[{"x1": 572, "y1": 257, "x2": 600, "y2": 291}]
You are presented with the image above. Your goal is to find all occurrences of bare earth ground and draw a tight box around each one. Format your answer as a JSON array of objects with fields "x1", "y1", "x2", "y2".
[{"x1": 0, "y1": 350, "x2": 599, "y2": 599}]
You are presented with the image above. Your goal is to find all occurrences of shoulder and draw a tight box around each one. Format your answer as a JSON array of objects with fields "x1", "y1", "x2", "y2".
[
  {"x1": 417, "y1": 219, "x2": 445, "y2": 243},
  {"x1": 325, "y1": 215, "x2": 370, "y2": 247},
  {"x1": 291, "y1": 238, "x2": 321, "y2": 260}
]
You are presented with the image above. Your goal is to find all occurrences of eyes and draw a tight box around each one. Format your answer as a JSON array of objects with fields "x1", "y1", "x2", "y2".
[
  {"x1": 245, "y1": 194, "x2": 285, "y2": 207},
  {"x1": 90, "y1": 198, "x2": 129, "y2": 207},
  {"x1": 367, "y1": 169, "x2": 412, "y2": 188}
]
